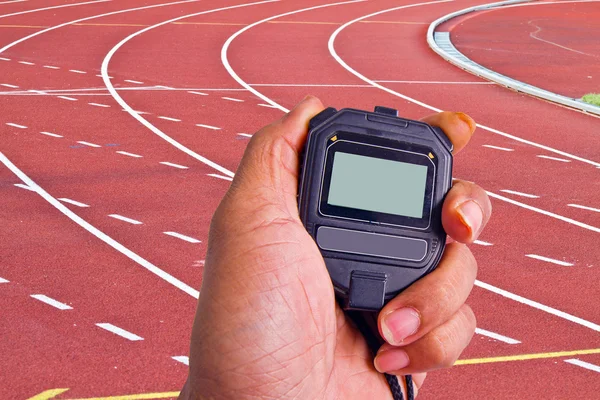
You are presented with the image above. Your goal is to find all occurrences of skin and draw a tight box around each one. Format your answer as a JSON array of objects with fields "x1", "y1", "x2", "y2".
[{"x1": 180, "y1": 96, "x2": 492, "y2": 400}]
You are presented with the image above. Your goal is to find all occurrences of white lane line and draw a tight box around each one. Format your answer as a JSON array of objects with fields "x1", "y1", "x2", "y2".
[
  {"x1": 88, "y1": 102, "x2": 110, "y2": 108},
  {"x1": 96, "y1": 323, "x2": 143, "y2": 341},
  {"x1": 188, "y1": 90, "x2": 208, "y2": 96},
  {"x1": 0, "y1": 1, "x2": 28, "y2": 5},
  {"x1": 475, "y1": 328, "x2": 521, "y2": 344},
  {"x1": 237, "y1": 133, "x2": 253, "y2": 138},
  {"x1": 564, "y1": 359, "x2": 600, "y2": 373},
  {"x1": 526, "y1": 254, "x2": 574, "y2": 267},
  {"x1": 29, "y1": 90, "x2": 46, "y2": 95},
  {"x1": 500, "y1": 189, "x2": 539, "y2": 199},
  {"x1": 108, "y1": 214, "x2": 143, "y2": 225},
  {"x1": 14, "y1": 183, "x2": 35, "y2": 191},
  {"x1": 0, "y1": 0, "x2": 109, "y2": 20},
  {"x1": 57, "y1": 96, "x2": 77, "y2": 101},
  {"x1": 18, "y1": 61, "x2": 34, "y2": 65},
  {"x1": 208, "y1": 173, "x2": 233, "y2": 181},
  {"x1": 58, "y1": 198, "x2": 90, "y2": 208},
  {"x1": 195, "y1": 123, "x2": 221, "y2": 130},
  {"x1": 474, "y1": 240, "x2": 493, "y2": 246},
  {"x1": 159, "y1": 161, "x2": 188, "y2": 169},
  {"x1": 1, "y1": 152, "x2": 199, "y2": 298},
  {"x1": 6, "y1": 122, "x2": 27, "y2": 129},
  {"x1": 373, "y1": 80, "x2": 495, "y2": 84},
  {"x1": 116, "y1": 151, "x2": 143, "y2": 158},
  {"x1": 1, "y1": 83, "x2": 18, "y2": 88},
  {"x1": 222, "y1": 96, "x2": 244, "y2": 102},
  {"x1": 40, "y1": 131, "x2": 63, "y2": 138},
  {"x1": 537, "y1": 155, "x2": 571, "y2": 163},
  {"x1": 124, "y1": 79, "x2": 144, "y2": 84},
  {"x1": 69, "y1": 69, "x2": 86, "y2": 74},
  {"x1": 30, "y1": 294, "x2": 73, "y2": 310},
  {"x1": 43, "y1": 65, "x2": 60, "y2": 69},
  {"x1": 76, "y1": 141, "x2": 101, "y2": 148},
  {"x1": 163, "y1": 231, "x2": 201, "y2": 243},
  {"x1": 158, "y1": 116, "x2": 181, "y2": 122},
  {"x1": 0, "y1": 277, "x2": 8, "y2": 283},
  {"x1": 250, "y1": 83, "x2": 371, "y2": 88},
  {"x1": 257, "y1": 103, "x2": 279, "y2": 108},
  {"x1": 102, "y1": 1, "x2": 283, "y2": 181},
  {"x1": 155, "y1": 85, "x2": 173, "y2": 90},
  {"x1": 172, "y1": 356, "x2": 189, "y2": 365},
  {"x1": 568, "y1": 204, "x2": 600, "y2": 213},
  {"x1": 482, "y1": 144, "x2": 514, "y2": 152},
  {"x1": 0, "y1": 57, "x2": 10, "y2": 61}
]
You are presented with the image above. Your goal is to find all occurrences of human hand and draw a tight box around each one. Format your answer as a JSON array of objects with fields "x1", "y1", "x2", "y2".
[{"x1": 180, "y1": 96, "x2": 492, "y2": 399}]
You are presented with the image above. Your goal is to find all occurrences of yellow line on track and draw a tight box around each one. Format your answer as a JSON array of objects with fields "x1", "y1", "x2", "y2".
[
  {"x1": 455, "y1": 348, "x2": 600, "y2": 366},
  {"x1": 27, "y1": 389, "x2": 70, "y2": 400},
  {"x1": 66, "y1": 392, "x2": 180, "y2": 400}
]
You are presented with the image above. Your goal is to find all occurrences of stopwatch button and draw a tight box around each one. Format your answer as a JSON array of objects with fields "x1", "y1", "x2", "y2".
[
  {"x1": 374, "y1": 106, "x2": 398, "y2": 117},
  {"x1": 308, "y1": 107, "x2": 338, "y2": 132}
]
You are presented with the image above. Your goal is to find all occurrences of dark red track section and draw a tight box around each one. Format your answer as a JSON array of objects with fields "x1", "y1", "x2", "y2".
[{"x1": 1, "y1": 0, "x2": 599, "y2": 399}]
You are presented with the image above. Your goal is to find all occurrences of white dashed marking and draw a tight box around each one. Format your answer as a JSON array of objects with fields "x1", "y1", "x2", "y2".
[
  {"x1": 474, "y1": 240, "x2": 493, "y2": 246},
  {"x1": 77, "y1": 141, "x2": 101, "y2": 148},
  {"x1": 482, "y1": 145, "x2": 514, "y2": 152},
  {"x1": 0, "y1": 277, "x2": 8, "y2": 283},
  {"x1": 14, "y1": 183, "x2": 35, "y2": 191},
  {"x1": 163, "y1": 231, "x2": 201, "y2": 244},
  {"x1": 108, "y1": 214, "x2": 143, "y2": 225},
  {"x1": 537, "y1": 155, "x2": 571, "y2": 163},
  {"x1": 88, "y1": 102, "x2": 111, "y2": 108},
  {"x1": 196, "y1": 123, "x2": 220, "y2": 130},
  {"x1": 43, "y1": 65, "x2": 60, "y2": 70},
  {"x1": 568, "y1": 204, "x2": 600, "y2": 213},
  {"x1": 6, "y1": 123, "x2": 27, "y2": 129},
  {"x1": 158, "y1": 116, "x2": 181, "y2": 122},
  {"x1": 500, "y1": 189, "x2": 539, "y2": 199},
  {"x1": 40, "y1": 131, "x2": 63, "y2": 138},
  {"x1": 155, "y1": 85, "x2": 173, "y2": 90},
  {"x1": 58, "y1": 96, "x2": 77, "y2": 101},
  {"x1": 159, "y1": 161, "x2": 188, "y2": 169},
  {"x1": 19, "y1": 61, "x2": 34, "y2": 65},
  {"x1": 237, "y1": 133, "x2": 252, "y2": 138},
  {"x1": 208, "y1": 173, "x2": 233, "y2": 181},
  {"x1": 116, "y1": 151, "x2": 143, "y2": 158},
  {"x1": 222, "y1": 96, "x2": 244, "y2": 102},
  {"x1": 475, "y1": 328, "x2": 520, "y2": 344},
  {"x1": 124, "y1": 79, "x2": 144, "y2": 84},
  {"x1": 58, "y1": 198, "x2": 90, "y2": 208},
  {"x1": 29, "y1": 90, "x2": 46, "y2": 95},
  {"x1": 257, "y1": 103, "x2": 279, "y2": 108},
  {"x1": 172, "y1": 356, "x2": 189, "y2": 366},
  {"x1": 1, "y1": 83, "x2": 19, "y2": 88},
  {"x1": 96, "y1": 323, "x2": 144, "y2": 341},
  {"x1": 188, "y1": 91, "x2": 208, "y2": 96},
  {"x1": 0, "y1": 57, "x2": 10, "y2": 61},
  {"x1": 31, "y1": 294, "x2": 73, "y2": 310},
  {"x1": 69, "y1": 69, "x2": 87, "y2": 74},
  {"x1": 526, "y1": 254, "x2": 573, "y2": 267},
  {"x1": 564, "y1": 359, "x2": 600, "y2": 373}
]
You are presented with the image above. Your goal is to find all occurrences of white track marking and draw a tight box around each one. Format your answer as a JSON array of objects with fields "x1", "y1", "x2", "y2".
[
  {"x1": 58, "y1": 198, "x2": 90, "y2": 208},
  {"x1": 0, "y1": 0, "x2": 109, "y2": 20},
  {"x1": 0, "y1": 152, "x2": 199, "y2": 298},
  {"x1": 482, "y1": 144, "x2": 514, "y2": 152},
  {"x1": 163, "y1": 232, "x2": 201, "y2": 243},
  {"x1": 88, "y1": 102, "x2": 110, "y2": 108},
  {"x1": 43, "y1": 65, "x2": 59, "y2": 69},
  {"x1": 0, "y1": 0, "x2": 28, "y2": 5},
  {"x1": 487, "y1": 191, "x2": 600, "y2": 234},
  {"x1": 69, "y1": 69, "x2": 87, "y2": 74},
  {"x1": 475, "y1": 328, "x2": 520, "y2": 344},
  {"x1": 188, "y1": 90, "x2": 208, "y2": 96},
  {"x1": 537, "y1": 155, "x2": 571, "y2": 163},
  {"x1": 116, "y1": 151, "x2": 143, "y2": 158},
  {"x1": 474, "y1": 240, "x2": 493, "y2": 246},
  {"x1": 500, "y1": 189, "x2": 540, "y2": 199},
  {"x1": 222, "y1": 96, "x2": 244, "y2": 102},
  {"x1": 195, "y1": 123, "x2": 221, "y2": 130},
  {"x1": 172, "y1": 356, "x2": 189, "y2": 365},
  {"x1": 101, "y1": 2, "x2": 281, "y2": 180},
  {"x1": 108, "y1": 214, "x2": 143, "y2": 225},
  {"x1": 222, "y1": 0, "x2": 366, "y2": 113},
  {"x1": 568, "y1": 204, "x2": 600, "y2": 213},
  {"x1": 208, "y1": 173, "x2": 233, "y2": 181},
  {"x1": 327, "y1": 5, "x2": 600, "y2": 168},
  {"x1": 58, "y1": 96, "x2": 77, "y2": 101},
  {"x1": 76, "y1": 141, "x2": 101, "y2": 148},
  {"x1": 155, "y1": 85, "x2": 173, "y2": 90},
  {"x1": 158, "y1": 116, "x2": 181, "y2": 122},
  {"x1": 526, "y1": 254, "x2": 574, "y2": 267},
  {"x1": 18, "y1": 61, "x2": 34, "y2": 65},
  {"x1": 96, "y1": 323, "x2": 143, "y2": 341},
  {"x1": 1, "y1": 83, "x2": 18, "y2": 88},
  {"x1": 29, "y1": 90, "x2": 46, "y2": 95},
  {"x1": 250, "y1": 83, "x2": 371, "y2": 88},
  {"x1": 564, "y1": 359, "x2": 600, "y2": 373},
  {"x1": 159, "y1": 161, "x2": 188, "y2": 169},
  {"x1": 0, "y1": 277, "x2": 8, "y2": 283},
  {"x1": 474, "y1": 280, "x2": 600, "y2": 332},
  {"x1": 14, "y1": 183, "x2": 34, "y2": 191},
  {"x1": 529, "y1": 20, "x2": 598, "y2": 59},
  {"x1": 6, "y1": 122, "x2": 27, "y2": 129},
  {"x1": 257, "y1": 103, "x2": 279, "y2": 108},
  {"x1": 30, "y1": 294, "x2": 73, "y2": 310},
  {"x1": 40, "y1": 131, "x2": 63, "y2": 138},
  {"x1": 373, "y1": 80, "x2": 495, "y2": 84},
  {"x1": 0, "y1": 57, "x2": 10, "y2": 61},
  {"x1": 237, "y1": 133, "x2": 253, "y2": 138},
  {"x1": 124, "y1": 79, "x2": 144, "y2": 84}
]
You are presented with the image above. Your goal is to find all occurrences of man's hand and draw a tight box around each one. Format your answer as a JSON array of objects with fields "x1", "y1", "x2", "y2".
[{"x1": 180, "y1": 96, "x2": 491, "y2": 399}]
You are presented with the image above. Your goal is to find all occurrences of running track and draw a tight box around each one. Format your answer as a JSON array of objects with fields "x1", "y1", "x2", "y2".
[{"x1": 0, "y1": 0, "x2": 598, "y2": 399}]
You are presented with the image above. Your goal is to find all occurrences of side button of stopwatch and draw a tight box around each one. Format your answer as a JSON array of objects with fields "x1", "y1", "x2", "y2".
[
  {"x1": 374, "y1": 106, "x2": 398, "y2": 117},
  {"x1": 308, "y1": 107, "x2": 338, "y2": 132}
]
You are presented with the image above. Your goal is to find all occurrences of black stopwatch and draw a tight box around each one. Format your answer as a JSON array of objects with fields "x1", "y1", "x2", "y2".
[{"x1": 298, "y1": 106, "x2": 453, "y2": 312}]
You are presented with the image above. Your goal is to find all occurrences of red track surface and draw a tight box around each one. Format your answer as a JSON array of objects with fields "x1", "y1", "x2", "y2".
[{"x1": 1, "y1": 1, "x2": 599, "y2": 399}]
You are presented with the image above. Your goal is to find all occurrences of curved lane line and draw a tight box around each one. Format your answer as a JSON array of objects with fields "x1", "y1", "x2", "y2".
[
  {"x1": 218, "y1": 0, "x2": 600, "y2": 332},
  {"x1": 0, "y1": 151, "x2": 200, "y2": 299},
  {"x1": 101, "y1": 0, "x2": 282, "y2": 178},
  {"x1": 0, "y1": 0, "x2": 109, "y2": 20}
]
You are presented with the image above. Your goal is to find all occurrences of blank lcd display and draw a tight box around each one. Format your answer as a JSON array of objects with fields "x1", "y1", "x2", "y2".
[{"x1": 327, "y1": 152, "x2": 428, "y2": 218}]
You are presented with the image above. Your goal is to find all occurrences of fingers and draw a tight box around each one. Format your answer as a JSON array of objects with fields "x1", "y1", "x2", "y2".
[
  {"x1": 378, "y1": 242, "x2": 477, "y2": 347},
  {"x1": 420, "y1": 111, "x2": 476, "y2": 154},
  {"x1": 374, "y1": 304, "x2": 476, "y2": 374},
  {"x1": 442, "y1": 179, "x2": 492, "y2": 243}
]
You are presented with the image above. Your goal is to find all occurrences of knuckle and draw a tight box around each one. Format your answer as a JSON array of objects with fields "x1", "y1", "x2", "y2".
[{"x1": 429, "y1": 332, "x2": 452, "y2": 368}]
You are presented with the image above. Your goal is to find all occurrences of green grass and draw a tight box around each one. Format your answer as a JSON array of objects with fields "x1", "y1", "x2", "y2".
[{"x1": 582, "y1": 93, "x2": 600, "y2": 106}]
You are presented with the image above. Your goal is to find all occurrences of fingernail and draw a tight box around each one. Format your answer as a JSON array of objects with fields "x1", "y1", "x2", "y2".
[
  {"x1": 374, "y1": 349, "x2": 410, "y2": 373},
  {"x1": 381, "y1": 308, "x2": 421, "y2": 345},
  {"x1": 457, "y1": 200, "x2": 483, "y2": 237},
  {"x1": 455, "y1": 112, "x2": 476, "y2": 134}
]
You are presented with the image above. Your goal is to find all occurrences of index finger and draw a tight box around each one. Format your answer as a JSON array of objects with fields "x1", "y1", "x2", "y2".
[{"x1": 420, "y1": 111, "x2": 476, "y2": 154}]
